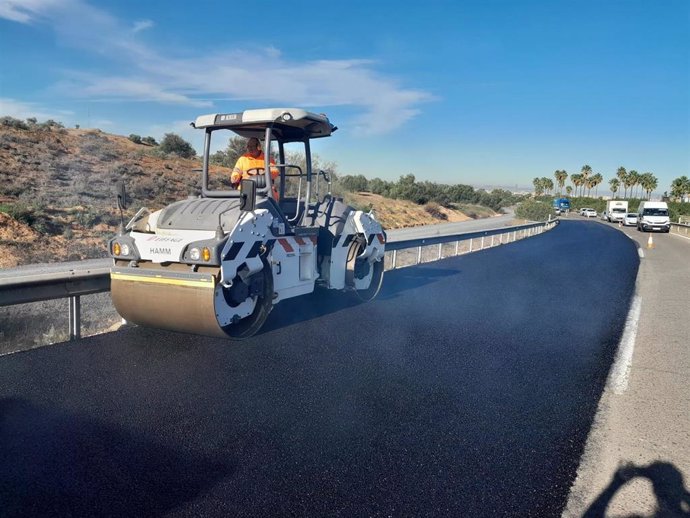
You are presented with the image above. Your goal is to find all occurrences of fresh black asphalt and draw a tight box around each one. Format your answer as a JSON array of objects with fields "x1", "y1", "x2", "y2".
[{"x1": 0, "y1": 220, "x2": 639, "y2": 517}]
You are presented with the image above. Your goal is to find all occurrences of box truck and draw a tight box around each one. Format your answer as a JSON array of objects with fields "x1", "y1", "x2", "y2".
[
  {"x1": 606, "y1": 200, "x2": 628, "y2": 223},
  {"x1": 637, "y1": 201, "x2": 670, "y2": 232}
]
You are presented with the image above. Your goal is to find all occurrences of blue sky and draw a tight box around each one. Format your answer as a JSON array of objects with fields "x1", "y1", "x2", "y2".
[{"x1": 0, "y1": 0, "x2": 688, "y2": 193}]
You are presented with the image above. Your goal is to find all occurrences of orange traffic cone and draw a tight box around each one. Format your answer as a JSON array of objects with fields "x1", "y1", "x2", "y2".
[{"x1": 647, "y1": 233, "x2": 655, "y2": 249}]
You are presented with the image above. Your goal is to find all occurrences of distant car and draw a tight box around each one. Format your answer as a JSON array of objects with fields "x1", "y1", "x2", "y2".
[
  {"x1": 600, "y1": 210, "x2": 608, "y2": 221},
  {"x1": 583, "y1": 209, "x2": 597, "y2": 218},
  {"x1": 579, "y1": 208, "x2": 588, "y2": 215},
  {"x1": 623, "y1": 213, "x2": 638, "y2": 226}
]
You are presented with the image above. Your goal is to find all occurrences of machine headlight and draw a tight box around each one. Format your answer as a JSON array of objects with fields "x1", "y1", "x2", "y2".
[
  {"x1": 184, "y1": 240, "x2": 223, "y2": 265},
  {"x1": 113, "y1": 242, "x2": 121, "y2": 256},
  {"x1": 121, "y1": 244, "x2": 130, "y2": 256}
]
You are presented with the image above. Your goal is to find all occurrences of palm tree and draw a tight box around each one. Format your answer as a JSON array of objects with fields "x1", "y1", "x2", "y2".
[
  {"x1": 543, "y1": 177, "x2": 554, "y2": 195},
  {"x1": 570, "y1": 174, "x2": 582, "y2": 197},
  {"x1": 533, "y1": 177, "x2": 544, "y2": 196},
  {"x1": 616, "y1": 167, "x2": 628, "y2": 198},
  {"x1": 625, "y1": 170, "x2": 639, "y2": 199},
  {"x1": 670, "y1": 175, "x2": 690, "y2": 201},
  {"x1": 642, "y1": 173, "x2": 658, "y2": 200},
  {"x1": 566, "y1": 185, "x2": 573, "y2": 196},
  {"x1": 591, "y1": 173, "x2": 603, "y2": 197},
  {"x1": 609, "y1": 178, "x2": 620, "y2": 198},
  {"x1": 554, "y1": 170, "x2": 568, "y2": 195},
  {"x1": 581, "y1": 165, "x2": 592, "y2": 196}
]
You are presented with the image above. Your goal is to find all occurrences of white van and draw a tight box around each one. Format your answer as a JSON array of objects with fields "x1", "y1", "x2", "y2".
[{"x1": 637, "y1": 201, "x2": 670, "y2": 232}]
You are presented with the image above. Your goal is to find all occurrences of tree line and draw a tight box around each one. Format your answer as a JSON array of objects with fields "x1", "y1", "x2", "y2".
[
  {"x1": 209, "y1": 136, "x2": 522, "y2": 211},
  {"x1": 534, "y1": 165, "x2": 689, "y2": 202},
  {"x1": 338, "y1": 173, "x2": 521, "y2": 211}
]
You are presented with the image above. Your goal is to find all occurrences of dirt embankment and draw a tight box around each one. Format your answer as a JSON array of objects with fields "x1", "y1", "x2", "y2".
[{"x1": 0, "y1": 123, "x2": 494, "y2": 267}]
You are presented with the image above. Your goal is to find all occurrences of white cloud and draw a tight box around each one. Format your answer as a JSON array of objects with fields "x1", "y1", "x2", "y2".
[
  {"x1": 0, "y1": 0, "x2": 63, "y2": 23},
  {"x1": 1, "y1": 0, "x2": 433, "y2": 135},
  {"x1": 131, "y1": 19, "x2": 153, "y2": 33},
  {"x1": 0, "y1": 97, "x2": 73, "y2": 122},
  {"x1": 73, "y1": 77, "x2": 213, "y2": 108}
]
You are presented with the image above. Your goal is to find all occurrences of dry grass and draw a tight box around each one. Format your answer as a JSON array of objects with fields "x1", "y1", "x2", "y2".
[
  {"x1": 0, "y1": 125, "x2": 209, "y2": 266},
  {"x1": 0, "y1": 122, "x2": 490, "y2": 267},
  {"x1": 344, "y1": 192, "x2": 475, "y2": 229}
]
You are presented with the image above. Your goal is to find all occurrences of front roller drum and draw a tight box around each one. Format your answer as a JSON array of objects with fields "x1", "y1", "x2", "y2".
[
  {"x1": 345, "y1": 238, "x2": 384, "y2": 302},
  {"x1": 111, "y1": 263, "x2": 273, "y2": 340}
]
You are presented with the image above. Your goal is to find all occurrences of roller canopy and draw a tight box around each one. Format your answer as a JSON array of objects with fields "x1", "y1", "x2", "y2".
[{"x1": 192, "y1": 108, "x2": 337, "y2": 142}]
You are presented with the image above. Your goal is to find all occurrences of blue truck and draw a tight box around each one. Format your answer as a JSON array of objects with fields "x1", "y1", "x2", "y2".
[{"x1": 552, "y1": 197, "x2": 570, "y2": 215}]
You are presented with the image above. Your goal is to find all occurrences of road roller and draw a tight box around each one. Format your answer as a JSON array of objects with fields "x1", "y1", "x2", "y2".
[{"x1": 108, "y1": 108, "x2": 386, "y2": 339}]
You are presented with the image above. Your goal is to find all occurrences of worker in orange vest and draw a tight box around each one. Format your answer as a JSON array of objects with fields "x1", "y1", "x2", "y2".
[{"x1": 231, "y1": 137, "x2": 279, "y2": 199}]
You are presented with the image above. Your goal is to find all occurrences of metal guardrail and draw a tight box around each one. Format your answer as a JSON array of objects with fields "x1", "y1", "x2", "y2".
[
  {"x1": 0, "y1": 219, "x2": 558, "y2": 341},
  {"x1": 385, "y1": 220, "x2": 557, "y2": 268},
  {"x1": 670, "y1": 222, "x2": 690, "y2": 236},
  {"x1": 0, "y1": 259, "x2": 111, "y2": 340}
]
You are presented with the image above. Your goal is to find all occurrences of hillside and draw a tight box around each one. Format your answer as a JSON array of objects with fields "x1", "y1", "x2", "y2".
[{"x1": 0, "y1": 122, "x2": 494, "y2": 267}]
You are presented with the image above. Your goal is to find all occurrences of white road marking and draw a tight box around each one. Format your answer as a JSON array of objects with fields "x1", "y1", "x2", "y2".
[
  {"x1": 670, "y1": 231, "x2": 690, "y2": 241},
  {"x1": 607, "y1": 294, "x2": 642, "y2": 395}
]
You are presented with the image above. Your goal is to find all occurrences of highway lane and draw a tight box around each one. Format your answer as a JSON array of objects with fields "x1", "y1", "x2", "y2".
[
  {"x1": 387, "y1": 212, "x2": 515, "y2": 241},
  {"x1": 0, "y1": 220, "x2": 639, "y2": 517}
]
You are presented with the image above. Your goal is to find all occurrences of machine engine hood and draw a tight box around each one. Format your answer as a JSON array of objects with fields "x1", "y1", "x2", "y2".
[{"x1": 157, "y1": 198, "x2": 241, "y2": 231}]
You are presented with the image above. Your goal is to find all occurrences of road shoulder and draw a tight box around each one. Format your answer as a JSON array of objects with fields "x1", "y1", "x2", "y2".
[{"x1": 562, "y1": 230, "x2": 690, "y2": 517}]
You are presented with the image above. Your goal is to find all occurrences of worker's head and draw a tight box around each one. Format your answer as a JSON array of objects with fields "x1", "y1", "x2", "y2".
[{"x1": 246, "y1": 137, "x2": 261, "y2": 158}]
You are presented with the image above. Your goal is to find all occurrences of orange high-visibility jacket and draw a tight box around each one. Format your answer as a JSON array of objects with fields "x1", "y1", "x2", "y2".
[
  {"x1": 231, "y1": 152, "x2": 278, "y2": 184},
  {"x1": 231, "y1": 152, "x2": 279, "y2": 198}
]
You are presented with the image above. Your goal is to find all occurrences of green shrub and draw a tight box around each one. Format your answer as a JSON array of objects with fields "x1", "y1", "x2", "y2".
[
  {"x1": 1, "y1": 116, "x2": 29, "y2": 130},
  {"x1": 1, "y1": 202, "x2": 35, "y2": 225},
  {"x1": 159, "y1": 133, "x2": 196, "y2": 158},
  {"x1": 668, "y1": 201, "x2": 690, "y2": 223},
  {"x1": 37, "y1": 119, "x2": 64, "y2": 130},
  {"x1": 515, "y1": 199, "x2": 554, "y2": 221},
  {"x1": 128, "y1": 134, "x2": 142, "y2": 144},
  {"x1": 424, "y1": 202, "x2": 448, "y2": 220},
  {"x1": 75, "y1": 208, "x2": 98, "y2": 228},
  {"x1": 0, "y1": 202, "x2": 60, "y2": 234},
  {"x1": 141, "y1": 136, "x2": 158, "y2": 146}
]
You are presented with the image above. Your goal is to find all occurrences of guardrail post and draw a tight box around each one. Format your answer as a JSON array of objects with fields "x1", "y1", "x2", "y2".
[
  {"x1": 392, "y1": 250, "x2": 397, "y2": 269},
  {"x1": 417, "y1": 246, "x2": 422, "y2": 264},
  {"x1": 455, "y1": 241, "x2": 459, "y2": 256},
  {"x1": 469, "y1": 238, "x2": 473, "y2": 253},
  {"x1": 438, "y1": 243, "x2": 443, "y2": 260},
  {"x1": 69, "y1": 295, "x2": 81, "y2": 340},
  {"x1": 480, "y1": 236, "x2": 485, "y2": 250},
  {"x1": 513, "y1": 231, "x2": 516, "y2": 242},
  {"x1": 491, "y1": 235, "x2": 495, "y2": 247}
]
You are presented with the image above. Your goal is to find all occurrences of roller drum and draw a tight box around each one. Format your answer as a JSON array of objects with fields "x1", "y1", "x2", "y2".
[{"x1": 111, "y1": 265, "x2": 227, "y2": 338}]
